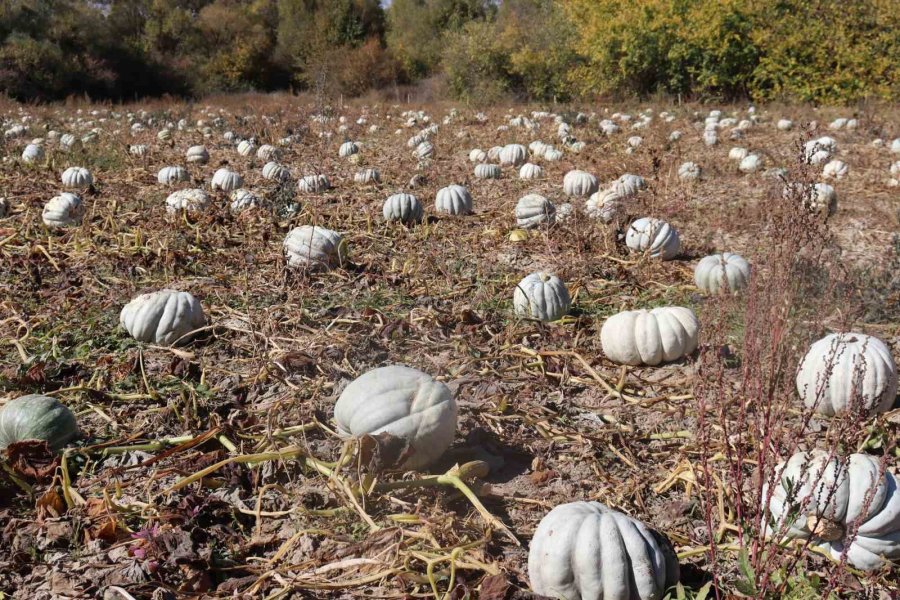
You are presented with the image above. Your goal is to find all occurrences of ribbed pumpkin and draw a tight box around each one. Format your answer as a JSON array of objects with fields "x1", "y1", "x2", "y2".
[
  {"x1": 796, "y1": 333, "x2": 897, "y2": 416},
  {"x1": 185, "y1": 145, "x2": 209, "y2": 164},
  {"x1": 499, "y1": 144, "x2": 527, "y2": 166},
  {"x1": 513, "y1": 273, "x2": 571, "y2": 322},
  {"x1": 625, "y1": 218, "x2": 681, "y2": 260},
  {"x1": 601, "y1": 307, "x2": 699, "y2": 366},
  {"x1": 61, "y1": 167, "x2": 93, "y2": 189},
  {"x1": 383, "y1": 193, "x2": 423, "y2": 224},
  {"x1": 354, "y1": 168, "x2": 381, "y2": 184},
  {"x1": 158, "y1": 166, "x2": 189, "y2": 185},
  {"x1": 0, "y1": 395, "x2": 79, "y2": 452},
  {"x1": 42, "y1": 193, "x2": 84, "y2": 228},
  {"x1": 563, "y1": 170, "x2": 599, "y2": 197},
  {"x1": 298, "y1": 174, "x2": 330, "y2": 193},
  {"x1": 519, "y1": 163, "x2": 543, "y2": 180},
  {"x1": 586, "y1": 188, "x2": 625, "y2": 223},
  {"x1": 529, "y1": 501, "x2": 679, "y2": 600},
  {"x1": 434, "y1": 185, "x2": 473, "y2": 216},
  {"x1": 211, "y1": 168, "x2": 243, "y2": 192},
  {"x1": 165, "y1": 189, "x2": 210, "y2": 215},
  {"x1": 229, "y1": 189, "x2": 260, "y2": 214},
  {"x1": 262, "y1": 162, "x2": 291, "y2": 182},
  {"x1": 283, "y1": 225, "x2": 346, "y2": 270},
  {"x1": 694, "y1": 253, "x2": 751, "y2": 294},
  {"x1": 333, "y1": 365, "x2": 457, "y2": 471},
  {"x1": 474, "y1": 164, "x2": 501, "y2": 179},
  {"x1": 515, "y1": 194, "x2": 555, "y2": 228},
  {"x1": 764, "y1": 451, "x2": 900, "y2": 571},
  {"x1": 120, "y1": 289, "x2": 206, "y2": 346}
]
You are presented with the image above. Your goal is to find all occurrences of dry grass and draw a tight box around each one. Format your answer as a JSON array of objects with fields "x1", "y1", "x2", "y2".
[{"x1": 0, "y1": 95, "x2": 898, "y2": 599}]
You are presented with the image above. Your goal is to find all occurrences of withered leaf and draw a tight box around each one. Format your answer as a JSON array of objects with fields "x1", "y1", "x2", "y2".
[
  {"x1": 480, "y1": 574, "x2": 511, "y2": 600},
  {"x1": 4, "y1": 440, "x2": 59, "y2": 480}
]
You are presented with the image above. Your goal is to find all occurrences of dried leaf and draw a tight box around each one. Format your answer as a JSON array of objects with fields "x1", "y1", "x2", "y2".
[
  {"x1": 358, "y1": 432, "x2": 415, "y2": 473},
  {"x1": 480, "y1": 574, "x2": 511, "y2": 600},
  {"x1": 4, "y1": 440, "x2": 59, "y2": 480}
]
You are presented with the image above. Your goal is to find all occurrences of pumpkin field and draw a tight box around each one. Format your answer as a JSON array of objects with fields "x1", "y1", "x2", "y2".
[{"x1": 0, "y1": 95, "x2": 898, "y2": 599}]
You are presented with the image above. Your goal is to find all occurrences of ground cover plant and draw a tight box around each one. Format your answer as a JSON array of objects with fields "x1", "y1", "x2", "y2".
[{"x1": 0, "y1": 95, "x2": 898, "y2": 599}]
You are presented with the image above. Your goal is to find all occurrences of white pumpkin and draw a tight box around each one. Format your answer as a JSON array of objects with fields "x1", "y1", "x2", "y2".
[
  {"x1": 383, "y1": 193, "x2": 423, "y2": 223},
  {"x1": 435, "y1": 185, "x2": 472, "y2": 215},
  {"x1": 120, "y1": 289, "x2": 206, "y2": 346},
  {"x1": 283, "y1": 225, "x2": 346, "y2": 270},
  {"x1": 586, "y1": 188, "x2": 625, "y2": 223},
  {"x1": 614, "y1": 173, "x2": 646, "y2": 196},
  {"x1": 703, "y1": 130, "x2": 718, "y2": 146},
  {"x1": 229, "y1": 189, "x2": 260, "y2": 214},
  {"x1": 563, "y1": 170, "x2": 599, "y2": 197},
  {"x1": 519, "y1": 163, "x2": 543, "y2": 180},
  {"x1": 513, "y1": 273, "x2": 570, "y2": 322},
  {"x1": 499, "y1": 143, "x2": 527, "y2": 166},
  {"x1": 668, "y1": 130, "x2": 683, "y2": 142},
  {"x1": 165, "y1": 189, "x2": 210, "y2": 215},
  {"x1": 129, "y1": 144, "x2": 148, "y2": 157},
  {"x1": 354, "y1": 168, "x2": 381, "y2": 184},
  {"x1": 729, "y1": 147, "x2": 749, "y2": 161},
  {"x1": 529, "y1": 501, "x2": 679, "y2": 600},
  {"x1": 823, "y1": 159, "x2": 848, "y2": 180},
  {"x1": 42, "y1": 193, "x2": 84, "y2": 228},
  {"x1": 339, "y1": 141, "x2": 359, "y2": 157},
  {"x1": 262, "y1": 162, "x2": 291, "y2": 182},
  {"x1": 601, "y1": 307, "x2": 700, "y2": 366},
  {"x1": 627, "y1": 135, "x2": 643, "y2": 149},
  {"x1": 415, "y1": 140, "x2": 434, "y2": 160},
  {"x1": 237, "y1": 140, "x2": 256, "y2": 157},
  {"x1": 185, "y1": 145, "x2": 209, "y2": 164},
  {"x1": 764, "y1": 451, "x2": 900, "y2": 571},
  {"x1": 784, "y1": 182, "x2": 837, "y2": 215},
  {"x1": 796, "y1": 333, "x2": 897, "y2": 416},
  {"x1": 694, "y1": 253, "x2": 751, "y2": 294},
  {"x1": 739, "y1": 154, "x2": 762, "y2": 173},
  {"x1": 256, "y1": 144, "x2": 279, "y2": 161},
  {"x1": 487, "y1": 146, "x2": 503, "y2": 161},
  {"x1": 158, "y1": 166, "x2": 189, "y2": 185},
  {"x1": 298, "y1": 174, "x2": 330, "y2": 193},
  {"x1": 211, "y1": 168, "x2": 243, "y2": 192},
  {"x1": 777, "y1": 119, "x2": 794, "y2": 131},
  {"x1": 21, "y1": 143, "x2": 44, "y2": 164},
  {"x1": 677, "y1": 162, "x2": 701, "y2": 181},
  {"x1": 157, "y1": 128, "x2": 172, "y2": 142},
  {"x1": 625, "y1": 218, "x2": 681, "y2": 260},
  {"x1": 468, "y1": 149, "x2": 487, "y2": 163},
  {"x1": 543, "y1": 147, "x2": 564, "y2": 161},
  {"x1": 61, "y1": 166, "x2": 93, "y2": 189},
  {"x1": 474, "y1": 163, "x2": 501, "y2": 179},
  {"x1": 515, "y1": 194, "x2": 555, "y2": 228},
  {"x1": 891, "y1": 138, "x2": 900, "y2": 154},
  {"x1": 334, "y1": 365, "x2": 457, "y2": 471}
]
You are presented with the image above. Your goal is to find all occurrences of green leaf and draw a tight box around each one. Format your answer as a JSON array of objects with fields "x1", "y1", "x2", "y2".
[
  {"x1": 738, "y1": 547, "x2": 756, "y2": 584},
  {"x1": 695, "y1": 581, "x2": 713, "y2": 600},
  {"x1": 735, "y1": 579, "x2": 758, "y2": 596}
]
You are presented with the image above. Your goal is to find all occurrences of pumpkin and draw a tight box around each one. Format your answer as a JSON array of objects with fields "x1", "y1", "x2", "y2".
[
  {"x1": 61, "y1": 167, "x2": 93, "y2": 189},
  {"x1": 516, "y1": 163, "x2": 542, "y2": 181},
  {"x1": 474, "y1": 164, "x2": 501, "y2": 179},
  {"x1": 677, "y1": 162, "x2": 701, "y2": 181},
  {"x1": 513, "y1": 273, "x2": 571, "y2": 322},
  {"x1": 627, "y1": 136, "x2": 643, "y2": 149},
  {"x1": 823, "y1": 160, "x2": 848, "y2": 180},
  {"x1": 764, "y1": 451, "x2": 900, "y2": 571},
  {"x1": 298, "y1": 174, "x2": 330, "y2": 193},
  {"x1": 383, "y1": 193, "x2": 423, "y2": 224},
  {"x1": 334, "y1": 365, "x2": 457, "y2": 470},
  {"x1": 186, "y1": 145, "x2": 209, "y2": 164},
  {"x1": 253, "y1": 144, "x2": 278, "y2": 161},
  {"x1": 614, "y1": 173, "x2": 646, "y2": 196},
  {"x1": 120, "y1": 289, "x2": 206, "y2": 346},
  {"x1": 515, "y1": 194, "x2": 555, "y2": 229},
  {"x1": 668, "y1": 130, "x2": 683, "y2": 142},
  {"x1": 354, "y1": 169, "x2": 381, "y2": 184},
  {"x1": 129, "y1": 144, "x2": 148, "y2": 157},
  {"x1": 499, "y1": 144, "x2": 527, "y2": 166},
  {"x1": 586, "y1": 188, "x2": 625, "y2": 223},
  {"x1": 703, "y1": 130, "x2": 718, "y2": 146},
  {"x1": 529, "y1": 501, "x2": 679, "y2": 600},
  {"x1": 43, "y1": 193, "x2": 84, "y2": 228},
  {"x1": 157, "y1": 128, "x2": 172, "y2": 142},
  {"x1": 777, "y1": 119, "x2": 794, "y2": 131},
  {"x1": 415, "y1": 141, "x2": 434, "y2": 160},
  {"x1": 891, "y1": 138, "x2": 900, "y2": 154},
  {"x1": 283, "y1": 225, "x2": 346, "y2": 270},
  {"x1": 229, "y1": 189, "x2": 260, "y2": 214},
  {"x1": 237, "y1": 140, "x2": 256, "y2": 156},
  {"x1": 601, "y1": 307, "x2": 699, "y2": 366},
  {"x1": 166, "y1": 188, "x2": 210, "y2": 215},
  {"x1": 543, "y1": 147, "x2": 564, "y2": 161},
  {"x1": 339, "y1": 141, "x2": 359, "y2": 158},
  {"x1": 435, "y1": 185, "x2": 473, "y2": 216},
  {"x1": 625, "y1": 218, "x2": 681, "y2": 260},
  {"x1": 729, "y1": 147, "x2": 749, "y2": 161},
  {"x1": 21, "y1": 143, "x2": 44, "y2": 164},
  {"x1": 694, "y1": 253, "x2": 751, "y2": 294},
  {"x1": 0, "y1": 395, "x2": 79, "y2": 451},
  {"x1": 784, "y1": 182, "x2": 837, "y2": 215},
  {"x1": 739, "y1": 154, "x2": 762, "y2": 173},
  {"x1": 796, "y1": 333, "x2": 897, "y2": 417},
  {"x1": 212, "y1": 168, "x2": 243, "y2": 192},
  {"x1": 469, "y1": 149, "x2": 487, "y2": 163},
  {"x1": 262, "y1": 162, "x2": 291, "y2": 182},
  {"x1": 487, "y1": 146, "x2": 503, "y2": 161},
  {"x1": 158, "y1": 166, "x2": 189, "y2": 185},
  {"x1": 563, "y1": 170, "x2": 599, "y2": 197}
]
